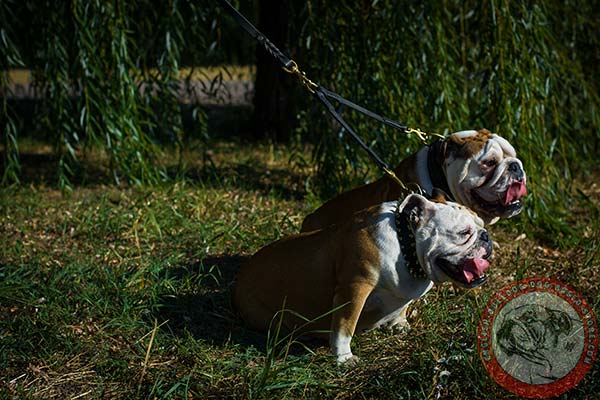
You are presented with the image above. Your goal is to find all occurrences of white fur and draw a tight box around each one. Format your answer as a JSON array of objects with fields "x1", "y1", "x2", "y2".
[
  {"x1": 330, "y1": 332, "x2": 353, "y2": 363},
  {"x1": 444, "y1": 132, "x2": 525, "y2": 224},
  {"x1": 354, "y1": 199, "x2": 486, "y2": 332},
  {"x1": 492, "y1": 134, "x2": 517, "y2": 158},
  {"x1": 417, "y1": 200, "x2": 485, "y2": 283},
  {"x1": 334, "y1": 196, "x2": 489, "y2": 363},
  {"x1": 372, "y1": 202, "x2": 435, "y2": 298},
  {"x1": 361, "y1": 199, "x2": 485, "y2": 331}
]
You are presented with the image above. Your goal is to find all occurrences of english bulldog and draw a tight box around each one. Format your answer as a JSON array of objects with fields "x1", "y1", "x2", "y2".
[
  {"x1": 301, "y1": 129, "x2": 526, "y2": 232},
  {"x1": 233, "y1": 192, "x2": 493, "y2": 364}
]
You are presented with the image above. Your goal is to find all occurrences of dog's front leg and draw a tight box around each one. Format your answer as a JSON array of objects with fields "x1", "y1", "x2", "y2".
[{"x1": 329, "y1": 281, "x2": 374, "y2": 365}]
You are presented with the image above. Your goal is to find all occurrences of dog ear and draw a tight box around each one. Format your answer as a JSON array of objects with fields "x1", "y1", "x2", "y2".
[
  {"x1": 400, "y1": 193, "x2": 433, "y2": 228},
  {"x1": 491, "y1": 133, "x2": 517, "y2": 158},
  {"x1": 447, "y1": 130, "x2": 491, "y2": 159}
]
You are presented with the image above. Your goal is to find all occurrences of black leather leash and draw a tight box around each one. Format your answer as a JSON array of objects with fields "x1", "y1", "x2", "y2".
[{"x1": 216, "y1": 0, "x2": 442, "y2": 192}]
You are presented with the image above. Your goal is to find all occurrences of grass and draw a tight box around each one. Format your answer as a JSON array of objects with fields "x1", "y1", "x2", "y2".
[{"x1": 1, "y1": 140, "x2": 599, "y2": 399}]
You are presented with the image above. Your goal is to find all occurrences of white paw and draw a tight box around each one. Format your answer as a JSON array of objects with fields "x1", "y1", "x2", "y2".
[
  {"x1": 335, "y1": 352, "x2": 360, "y2": 366},
  {"x1": 385, "y1": 317, "x2": 410, "y2": 333},
  {"x1": 390, "y1": 322, "x2": 411, "y2": 334}
]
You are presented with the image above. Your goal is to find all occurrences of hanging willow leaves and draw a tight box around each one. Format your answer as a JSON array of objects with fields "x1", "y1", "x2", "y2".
[
  {"x1": 0, "y1": 0, "x2": 24, "y2": 185},
  {"x1": 295, "y1": 0, "x2": 599, "y2": 235},
  {"x1": 1, "y1": 1, "x2": 598, "y2": 238},
  {"x1": 1, "y1": 0, "x2": 224, "y2": 189}
]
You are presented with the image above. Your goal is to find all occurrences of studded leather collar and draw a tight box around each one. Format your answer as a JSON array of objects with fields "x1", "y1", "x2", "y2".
[{"x1": 394, "y1": 201, "x2": 427, "y2": 279}]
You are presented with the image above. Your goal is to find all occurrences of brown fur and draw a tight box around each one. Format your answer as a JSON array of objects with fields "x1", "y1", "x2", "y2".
[
  {"x1": 300, "y1": 153, "x2": 419, "y2": 232},
  {"x1": 446, "y1": 129, "x2": 492, "y2": 159},
  {"x1": 430, "y1": 190, "x2": 447, "y2": 204},
  {"x1": 300, "y1": 130, "x2": 494, "y2": 232},
  {"x1": 233, "y1": 205, "x2": 382, "y2": 337}
]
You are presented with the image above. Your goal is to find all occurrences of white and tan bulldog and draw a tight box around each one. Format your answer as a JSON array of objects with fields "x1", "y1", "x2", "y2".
[
  {"x1": 301, "y1": 129, "x2": 526, "y2": 231},
  {"x1": 233, "y1": 193, "x2": 493, "y2": 364}
]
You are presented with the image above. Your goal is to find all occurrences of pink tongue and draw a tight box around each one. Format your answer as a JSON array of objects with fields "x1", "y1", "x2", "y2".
[
  {"x1": 462, "y1": 258, "x2": 490, "y2": 283},
  {"x1": 504, "y1": 180, "x2": 527, "y2": 205}
]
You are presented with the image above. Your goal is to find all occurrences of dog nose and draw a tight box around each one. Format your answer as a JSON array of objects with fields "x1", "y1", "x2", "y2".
[
  {"x1": 479, "y1": 230, "x2": 490, "y2": 243},
  {"x1": 508, "y1": 161, "x2": 524, "y2": 181}
]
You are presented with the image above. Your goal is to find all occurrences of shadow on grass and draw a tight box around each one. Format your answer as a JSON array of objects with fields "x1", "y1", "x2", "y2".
[
  {"x1": 11, "y1": 149, "x2": 305, "y2": 201},
  {"x1": 12, "y1": 152, "x2": 114, "y2": 186},
  {"x1": 181, "y1": 162, "x2": 305, "y2": 200},
  {"x1": 155, "y1": 254, "x2": 269, "y2": 351},
  {"x1": 155, "y1": 253, "x2": 327, "y2": 355}
]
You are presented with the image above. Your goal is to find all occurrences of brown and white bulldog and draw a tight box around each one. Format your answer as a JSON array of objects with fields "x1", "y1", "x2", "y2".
[
  {"x1": 301, "y1": 129, "x2": 527, "y2": 232},
  {"x1": 233, "y1": 193, "x2": 493, "y2": 364}
]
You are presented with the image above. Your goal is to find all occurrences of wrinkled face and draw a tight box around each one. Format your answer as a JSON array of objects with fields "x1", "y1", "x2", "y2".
[
  {"x1": 400, "y1": 194, "x2": 493, "y2": 288},
  {"x1": 444, "y1": 130, "x2": 527, "y2": 224}
]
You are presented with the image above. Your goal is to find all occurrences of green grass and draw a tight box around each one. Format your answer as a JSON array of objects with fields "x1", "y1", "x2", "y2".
[{"x1": 1, "y1": 141, "x2": 599, "y2": 399}]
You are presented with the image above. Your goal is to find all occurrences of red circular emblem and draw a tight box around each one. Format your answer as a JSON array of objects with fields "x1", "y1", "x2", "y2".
[{"x1": 477, "y1": 278, "x2": 597, "y2": 398}]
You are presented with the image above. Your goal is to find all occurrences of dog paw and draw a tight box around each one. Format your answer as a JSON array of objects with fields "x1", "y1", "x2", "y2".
[
  {"x1": 385, "y1": 317, "x2": 411, "y2": 333},
  {"x1": 389, "y1": 322, "x2": 411, "y2": 334},
  {"x1": 336, "y1": 353, "x2": 360, "y2": 366}
]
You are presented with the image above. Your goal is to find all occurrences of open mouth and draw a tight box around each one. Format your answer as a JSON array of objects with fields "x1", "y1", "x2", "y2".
[
  {"x1": 437, "y1": 257, "x2": 490, "y2": 288},
  {"x1": 472, "y1": 190, "x2": 522, "y2": 214},
  {"x1": 471, "y1": 180, "x2": 527, "y2": 215}
]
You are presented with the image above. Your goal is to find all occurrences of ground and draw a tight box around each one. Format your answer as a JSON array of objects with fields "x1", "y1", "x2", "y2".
[{"x1": 0, "y1": 140, "x2": 598, "y2": 399}]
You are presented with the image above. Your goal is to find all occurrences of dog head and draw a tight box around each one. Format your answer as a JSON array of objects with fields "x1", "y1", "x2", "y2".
[
  {"x1": 400, "y1": 193, "x2": 493, "y2": 288},
  {"x1": 436, "y1": 129, "x2": 527, "y2": 224}
]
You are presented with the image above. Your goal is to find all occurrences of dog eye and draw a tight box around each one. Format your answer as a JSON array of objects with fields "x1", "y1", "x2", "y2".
[
  {"x1": 482, "y1": 159, "x2": 497, "y2": 168},
  {"x1": 459, "y1": 228, "x2": 473, "y2": 244}
]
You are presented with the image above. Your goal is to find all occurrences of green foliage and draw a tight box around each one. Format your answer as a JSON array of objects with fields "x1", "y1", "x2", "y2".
[
  {"x1": 0, "y1": 0, "x2": 233, "y2": 189},
  {"x1": 296, "y1": 0, "x2": 599, "y2": 237},
  {"x1": 0, "y1": 0, "x2": 24, "y2": 185},
  {"x1": 2, "y1": 1, "x2": 599, "y2": 238}
]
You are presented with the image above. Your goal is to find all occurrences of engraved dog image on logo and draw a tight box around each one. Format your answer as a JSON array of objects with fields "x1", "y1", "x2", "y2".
[{"x1": 495, "y1": 303, "x2": 581, "y2": 384}]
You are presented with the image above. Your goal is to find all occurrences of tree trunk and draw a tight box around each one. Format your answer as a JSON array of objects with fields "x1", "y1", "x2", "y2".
[{"x1": 252, "y1": 0, "x2": 297, "y2": 141}]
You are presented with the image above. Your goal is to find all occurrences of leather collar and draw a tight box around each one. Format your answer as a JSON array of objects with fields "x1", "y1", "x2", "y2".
[
  {"x1": 395, "y1": 202, "x2": 427, "y2": 279},
  {"x1": 427, "y1": 139, "x2": 453, "y2": 199}
]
